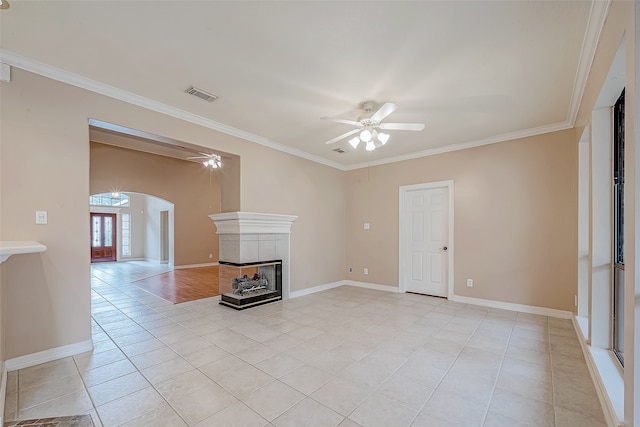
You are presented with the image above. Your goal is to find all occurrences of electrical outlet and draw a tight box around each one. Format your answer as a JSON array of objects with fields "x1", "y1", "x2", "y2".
[
  {"x1": 364, "y1": 223, "x2": 370, "y2": 230},
  {"x1": 209, "y1": 254, "x2": 213, "y2": 259},
  {"x1": 466, "y1": 279, "x2": 473, "y2": 287},
  {"x1": 364, "y1": 268, "x2": 369, "y2": 275}
]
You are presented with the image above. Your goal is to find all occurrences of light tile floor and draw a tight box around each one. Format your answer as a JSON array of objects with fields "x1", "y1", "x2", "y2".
[{"x1": 4, "y1": 262, "x2": 606, "y2": 426}]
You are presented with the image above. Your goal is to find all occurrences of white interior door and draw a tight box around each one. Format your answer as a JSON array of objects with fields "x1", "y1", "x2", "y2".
[{"x1": 402, "y1": 186, "x2": 449, "y2": 297}]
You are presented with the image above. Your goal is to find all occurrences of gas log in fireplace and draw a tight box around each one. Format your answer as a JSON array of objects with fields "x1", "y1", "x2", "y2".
[{"x1": 219, "y1": 260, "x2": 282, "y2": 310}]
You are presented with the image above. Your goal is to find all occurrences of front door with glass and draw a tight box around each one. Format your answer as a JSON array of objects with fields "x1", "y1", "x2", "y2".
[{"x1": 91, "y1": 213, "x2": 117, "y2": 262}]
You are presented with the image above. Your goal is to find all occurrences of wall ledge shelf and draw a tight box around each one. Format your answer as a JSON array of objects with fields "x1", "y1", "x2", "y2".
[{"x1": 0, "y1": 241, "x2": 47, "y2": 264}]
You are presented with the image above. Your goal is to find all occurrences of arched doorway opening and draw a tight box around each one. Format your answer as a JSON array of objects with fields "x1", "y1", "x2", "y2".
[{"x1": 89, "y1": 192, "x2": 175, "y2": 267}]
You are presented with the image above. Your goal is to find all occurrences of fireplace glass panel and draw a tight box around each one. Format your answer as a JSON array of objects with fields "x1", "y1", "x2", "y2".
[{"x1": 219, "y1": 260, "x2": 282, "y2": 310}]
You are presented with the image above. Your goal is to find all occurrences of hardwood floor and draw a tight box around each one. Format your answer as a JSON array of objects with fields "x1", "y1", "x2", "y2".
[
  {"x1": 91, "y1": 261, "x2": 221, "y2": 304},
  {"x1": 131, "y1": 266, "x2": 220, "y2": 304}
]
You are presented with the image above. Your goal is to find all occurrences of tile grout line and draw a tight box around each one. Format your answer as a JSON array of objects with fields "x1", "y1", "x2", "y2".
[
  {"x1": 548, "y1": 318, "x2": 559, "y2": 426},
  {"x1": 89, "y1": 265, "x2": 307, "y2": 426},
  {"x1": 86, "y1": 278, "x2": 170, "y2": 424},
  {"x1": 478, "y1": 312, "x2": 517, "y2": 426},
  {"x1": 402, "y1": 305, "x2": 466, "y2": 425},
  {"x1": 71, "y1": 347, "x2": 105, "y2": 427},
  {"x1": 14, "y1": 265, "x2": 601, "y2": 427},
  {"x1": 375, "y1": 300, "x2": 455, "y2": 420},
  {"x1": 89, "y1": 282, "x2": 193, "y2": 426},
  {"x1": 282, "y1": 296, "x2": 449, "y2": 423}
]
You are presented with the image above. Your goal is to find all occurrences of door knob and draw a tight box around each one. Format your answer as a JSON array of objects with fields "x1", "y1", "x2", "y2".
[{"x1": 441, "y1": 246, "x2": 448, "y2": 251}]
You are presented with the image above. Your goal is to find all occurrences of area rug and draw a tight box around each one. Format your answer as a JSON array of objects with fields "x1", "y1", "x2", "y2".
[{"x1": 4, "y1": 415, "x2": 94, "y2": 427}]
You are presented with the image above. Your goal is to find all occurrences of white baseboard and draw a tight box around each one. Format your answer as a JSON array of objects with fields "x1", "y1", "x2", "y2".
[
  {"x1": 344, "y1": 281, "x2": 400, "y2": 293},
  {"x1": 289, "y1": 280, "x2": 400, "y2": 299},
  {"x1": 0, "y1": 361, "x2": 6, "y2": 426},
  {"x1": 449, "y1": 294, "x2": 573, "y2": 319},
  {"x1": 175, "y1": 262, "x2": 219, "y2": 270},
  {"x1": 290, "y1": 282, "x2": 573, "y2": 321},
  {"x1": 289, "y1": 281, "x2": 344, "y2": 299},
  {"x1": 571, "y1": 317, "x2": 623, "y2": 427},
  {"x1": 5, "y1": 339, "x2": 93, "y2": 372}
]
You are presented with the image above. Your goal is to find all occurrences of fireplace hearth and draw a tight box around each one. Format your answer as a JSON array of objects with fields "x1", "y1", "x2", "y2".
[{"x1": 219, "y1": 260, "x2": 282, "y2": 310}]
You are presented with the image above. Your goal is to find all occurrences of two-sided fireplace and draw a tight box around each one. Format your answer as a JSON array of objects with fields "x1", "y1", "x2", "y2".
[
  {"x1": 218, "y1": 260, "x2": 282, "y2": 310},
  {"x1": 209, "y1": 212, "x2": 297, "y2": 309}
]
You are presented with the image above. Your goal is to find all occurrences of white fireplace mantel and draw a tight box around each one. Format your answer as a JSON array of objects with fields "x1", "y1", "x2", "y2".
[{"x1": 209, "y1": 212, "x2": 297, "y2": 235}]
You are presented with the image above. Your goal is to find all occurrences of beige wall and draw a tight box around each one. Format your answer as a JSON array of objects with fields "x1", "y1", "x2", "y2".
[
  {"x1": 0, "y1": 1, "x2": 630, "y2": 361},
  {"x1": 220, "y1": 155, "x2": 241, "y2": 213},
  {"x1": 346, "y1": 129, "x2": 578, "y2": 311},
  {"x1": 0, "y1": 66, "x2": 346, "y2": 359},
  {"x1": 90, "y1": 142, "x2": 221, "y2": 266},
  {"x1": 237, "y1": 143, "x2": 347, "y2": 290},
  {"x1": 0, "y1": 70, "x2": 92, "y2": 358}
]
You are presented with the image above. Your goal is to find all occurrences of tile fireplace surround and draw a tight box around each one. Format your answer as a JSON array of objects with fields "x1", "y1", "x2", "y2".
[{"x1": 209, "y1": 212, "x2": 297, "y2": 300}]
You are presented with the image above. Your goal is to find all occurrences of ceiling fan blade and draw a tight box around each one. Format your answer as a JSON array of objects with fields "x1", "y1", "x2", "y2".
[
  {"x1": 325, "y1": 128, "x2": 360, "y2": 145},
  {"x1": 370, "y1": 102, "x2": 397, "y2": 122},
  {"x1": 379, "y1": 122, "x2": 425, "y2": 131},
  {"x1": 186, "y1": 156, "x2": 208, "y2": 160},
  {"x1": 320, "y1": 117, "x2": 362, "y2": 127}
]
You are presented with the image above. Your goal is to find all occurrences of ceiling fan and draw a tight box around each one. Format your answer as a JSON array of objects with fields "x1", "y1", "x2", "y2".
[
  {"x1": 186, "y1": 152, "x2": 222, "y2": 168},
  {"x1": 321, "y1": 101, "x2": 425, "y2": 151}
]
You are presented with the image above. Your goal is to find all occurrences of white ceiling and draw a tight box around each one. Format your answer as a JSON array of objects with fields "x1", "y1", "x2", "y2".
[{"x1": 1, "y1": 1, "x2": 603, "y2": 170}]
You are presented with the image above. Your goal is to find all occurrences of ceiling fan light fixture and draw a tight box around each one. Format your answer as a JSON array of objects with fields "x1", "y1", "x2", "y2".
[
  {"x1": 322, "y1": 101, "x2": 424, "y2": 151},
  {"x1": 377, "y1": 132, "x2": 390, "y2": 145},
  {"x1": 198, "y1": 154, "x2": 221, "y2": 169},
  {"x1": 0, "y1": 0, "x2": 9, "y2": 10},
  {"x1": 360, "y1": 129, "x2": 372, "y2": 142},
  {"x1": 365, "y1": 141, "x2": 376, "y2": 151}
]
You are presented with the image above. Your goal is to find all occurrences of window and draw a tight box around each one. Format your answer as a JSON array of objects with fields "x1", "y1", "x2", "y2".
[
  {"x1": 612, "y1": 89, "x2": 624, "y2": 365},
  {"x1": 89, "y1": 192, "x2": 130, "y2": 207},
  {"x1": 121, "y1": 213, "x2": 131, "y2": 257}
]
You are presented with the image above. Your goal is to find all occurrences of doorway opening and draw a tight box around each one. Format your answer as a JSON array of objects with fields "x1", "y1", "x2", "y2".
[
  {"x1": 399, "y1": 180, "x2": 454, "y2": 298},
  {"x1": 160, "y1": 210, "x2": 170, "y2": 264}
]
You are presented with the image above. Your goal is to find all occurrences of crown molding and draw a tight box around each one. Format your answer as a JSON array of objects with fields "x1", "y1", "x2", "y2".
[
  {"x1": 344, "y1": 0, "x2": 610, "y2": 172},
  {"x1": 1, "y1": 0, "x2": 609, "y2": 176},
  {"x1": 343, "y1": 120, "x2": 573, "y2": 171},
  {"x1": 0, "y1": 49, "x2": 345, "y2": 171},
  {"x1": 566, "y1": 0, "x2": 612, "y2": 126}
]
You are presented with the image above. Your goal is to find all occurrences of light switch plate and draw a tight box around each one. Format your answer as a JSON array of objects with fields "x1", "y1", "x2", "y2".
[
  {"x1": 36, "y1": 211, "x2": 48, "y2": 224},
  {"x1": 364, "y1": 223, "x2": 370, "y2": 230}
]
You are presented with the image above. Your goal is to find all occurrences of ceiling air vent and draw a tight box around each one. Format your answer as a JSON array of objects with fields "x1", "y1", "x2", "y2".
[
  {"x1": 332, "y1": 148, "x2": 346, "y2": 153},
  {"x1": 185, "y1": 86, "x2": 218, "y2": 102}
]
